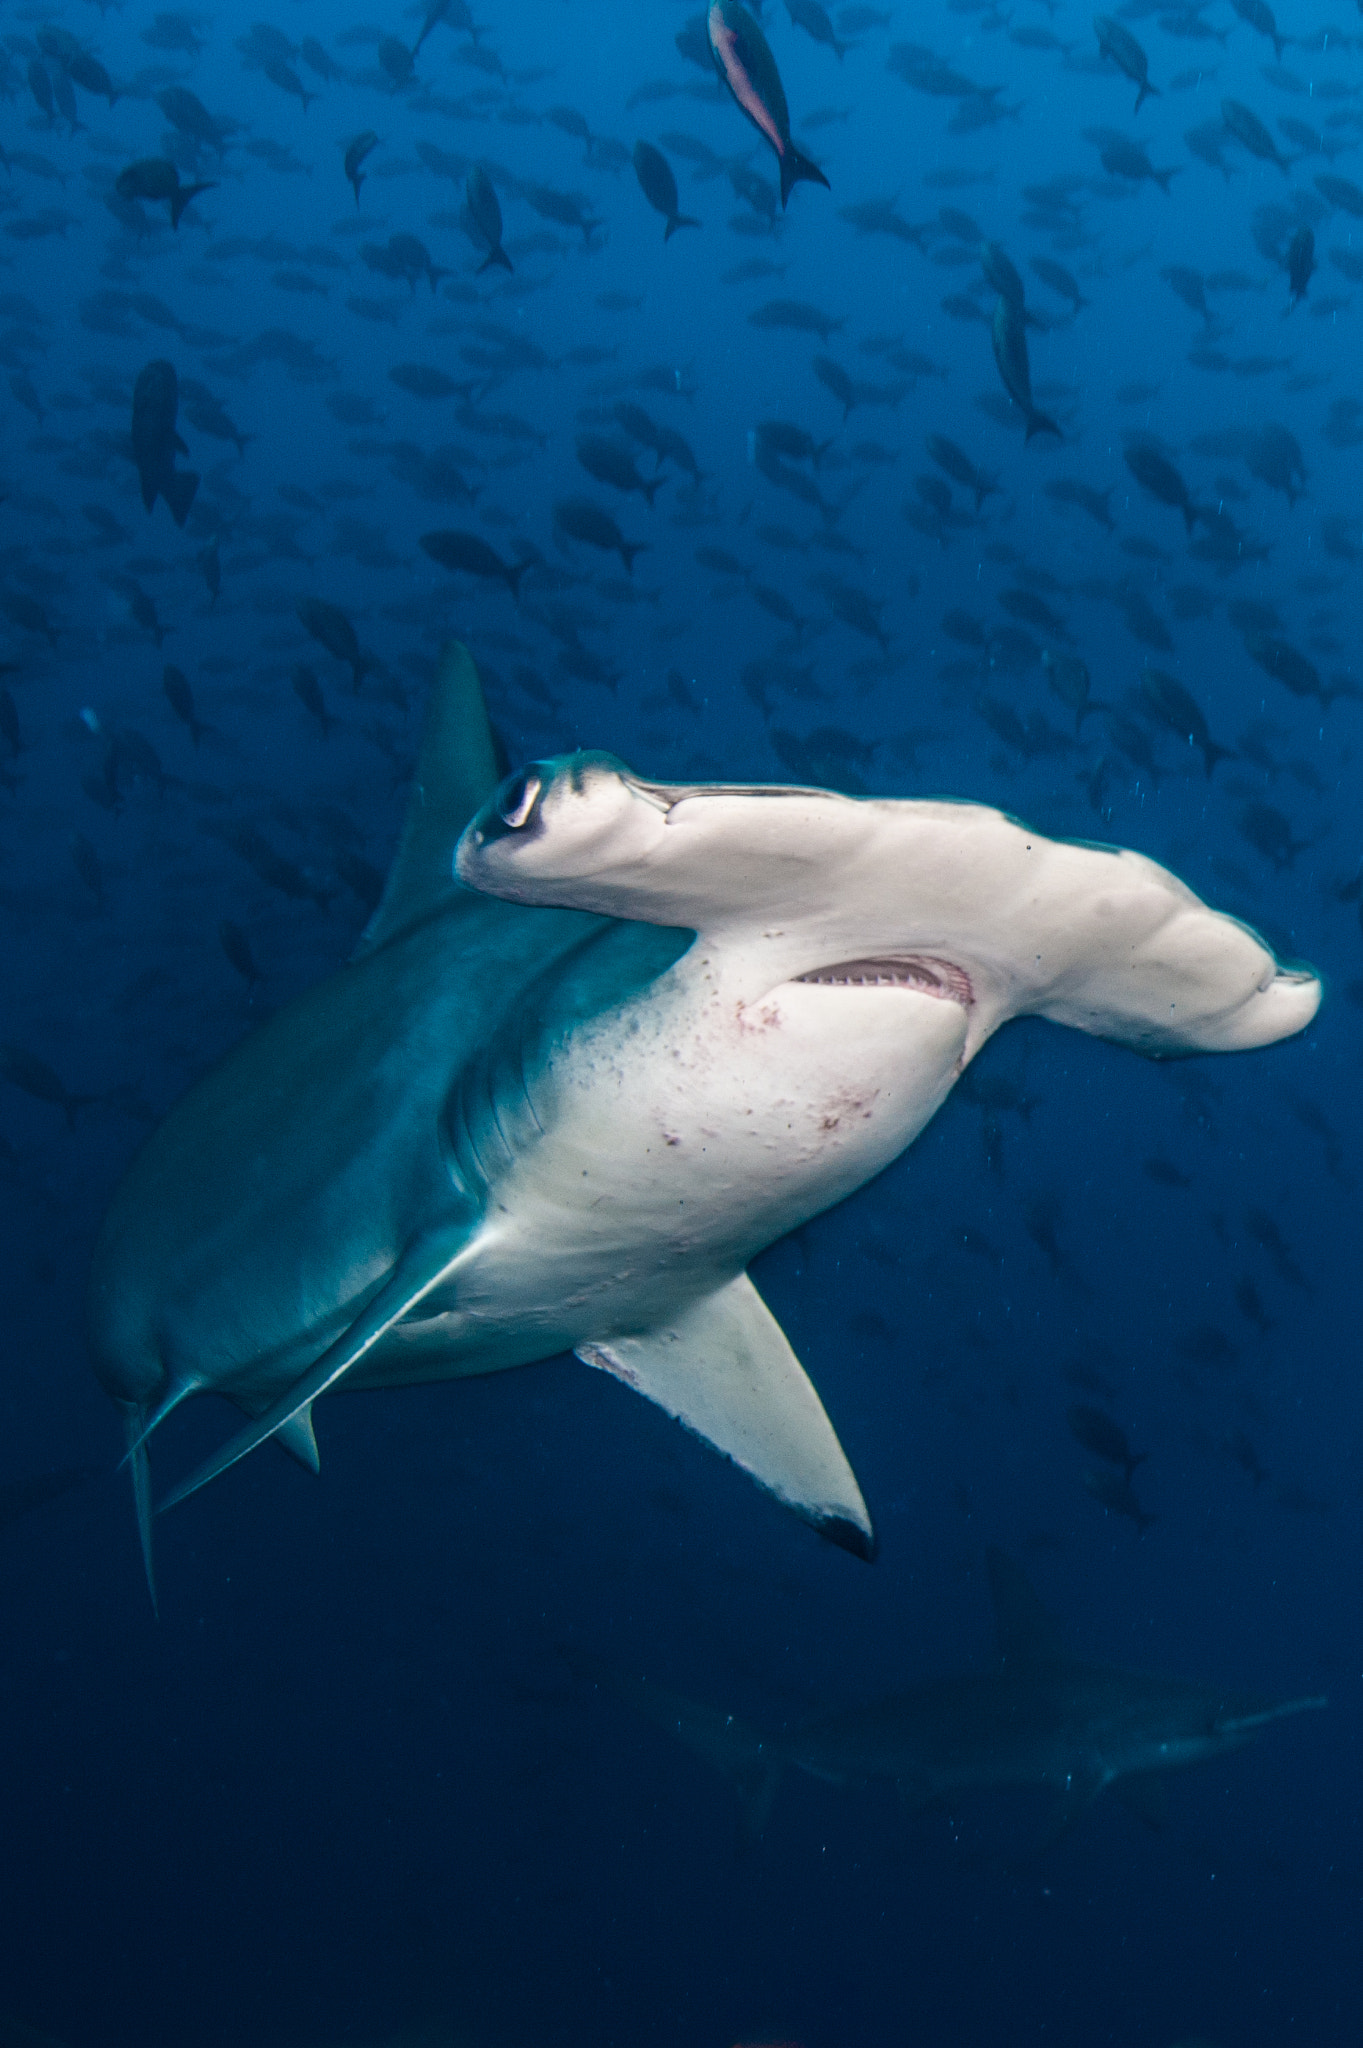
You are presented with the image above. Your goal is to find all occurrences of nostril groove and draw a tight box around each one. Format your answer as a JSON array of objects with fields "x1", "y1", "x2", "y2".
[{"x1": 499, "y1": 773, "x2": 541, "y2": 830}]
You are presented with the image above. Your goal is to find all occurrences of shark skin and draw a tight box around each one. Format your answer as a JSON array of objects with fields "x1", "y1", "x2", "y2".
[
  {"x1": 586, "y1": 1548, "x2": 1328, "y2": 1846},
  {"x1": 87, "y1": 642, "x2": 1321, "y2": 1589}
]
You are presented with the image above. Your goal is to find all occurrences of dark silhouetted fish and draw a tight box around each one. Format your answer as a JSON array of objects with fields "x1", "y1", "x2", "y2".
[
  {"x1": 633, "y1": 141, "x2": 700, "y2": 240},
  {"x1": 1093, "y1": 15, "x2": 1159, "y2": 111},
  {"x1": 787, "y1": 0, "x2": 850, "y2": 60},
  {"x1": 1238, "y1": 801, "x2": 1310, "y2": 870},
  {"x1": 116, "y1": 158, "x2": 215, "y2": 229},
  {"x1": 1229, "y1": 0, "x2": 1284, "y2": 61},
  {"x1": 292, "y1": 665, "x2": 333, "y2": 736},
  {"x1": 1068, "y1": 1403, "x2": 1146, "y2": 1482},
  {"x1": 576, "y1": 433, "x2": 664, "y2": 507},
  {"x1": 162, "y1": 664, "x2": 207, "y2": 746},
  {"x1": 1083, "y1": 1467, "x2": 1156, "y2": 1533},
  {"x1": 1030, "y1": 257, "x2": 1088, "y2": 313},
  {"x1": 554, "y1": 498, "x2": 648, "y2": 573},
  {"x1": 1, "y1": 1044, "x2": 93, "y2": 1129},
  {"x1": 708, "y1": 0, "x2": 829, "y2": 209},
  {"x1": 991, "y1": 298, "x2": 1060, "y2": 441},
  {"x1": 466, "y1": 166, "x2": 512, "y2": 272},
  {"x1": 1222, "y1": 97, "x2": 1291, "y2": 174},
  {"x1": 926, "y1": 433, "x2": 999, "y2": 509},
  {"x1": 1286, "y1": 226, "x2": 1315, "y2": 309},
  {"x1": 420, "y1": 529, "x2": 529, "y2": 598},
  {"x1": 1124, "y1": 443, "x2": 1201, "y2": 532},
  {"x1": 1139, "y1": 668, "x2": 1235, "y2": 776},
  {"x1": 296, "y1": 596, "x2": 377, "y2": 691},
  {"x1": 343, "y1": 130, "x2": 379, "y2": 205},
  {"x1": 131, "y1": 361, "x2": 199, "y2": 528},
  {"x1": 220, "y1": 919, "x2": 263, "y2": 987}
]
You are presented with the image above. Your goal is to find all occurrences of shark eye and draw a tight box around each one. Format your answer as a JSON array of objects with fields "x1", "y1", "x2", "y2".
[{"x1": 498, "y1": 772, "x2": 542, "y2": 831}]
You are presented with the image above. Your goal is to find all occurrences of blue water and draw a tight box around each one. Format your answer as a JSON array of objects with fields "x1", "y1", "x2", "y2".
[{"x1": 1, "y1": 0, "x2": 1359, "y2": 2041}]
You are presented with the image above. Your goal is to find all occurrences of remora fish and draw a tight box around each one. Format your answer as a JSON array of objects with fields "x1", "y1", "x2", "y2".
[
  {"x1": 588, "y1": 1548, "x2": 1326, "y2": 1846},
  {"x1": 708, "y1": 0, "x2": 829, "y2": 209},
  {"x1": 87, "y1": 645, "x2": 1321, "y2": 1598}
]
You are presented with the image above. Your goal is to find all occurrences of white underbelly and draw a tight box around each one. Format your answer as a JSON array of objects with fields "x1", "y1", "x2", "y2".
[{"x1": 438, "y1": 975, "x2": 970, "y2": 1347}]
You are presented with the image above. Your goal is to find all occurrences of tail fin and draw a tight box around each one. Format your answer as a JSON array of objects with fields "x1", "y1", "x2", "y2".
[
  {"x1": 505, "y1": 558, "x2": 528, "y2": 601},
  {"x1": 1201, "y1": 738, "x2": 1236, "y2": 779},
  {"x1": 1154, "y1": 167, "x2": 1176, "y2": 193},
  {"x1": 779, "y1": 145, "x2": 830, "y2": 209},
  {"x1": 124, "y1": 1404, "x2": 158, "y2": 1617},
  {"x1": 164, "y1": 467, "x2": 200, "y2": 528},
  {"x1": 1025, "y1": 408, "x2": 1062, "y2": 444},
  {"x1": 477, "y1": 245, "x2": 513, "y2": 274},
  {"x1": 1135, "y1": 80, "x2": 1160, "y2": 112},
  {"x1": 664, "y1": 212, "x2": 702, "y2": 241},
  {"x1": 620, "y1": 540, "x2": 648, "y2": 576},
  {"x1": 641, "y1": 476, "x2": 663, "y2": 509},
  {"x1": 170, "y1": 179, "x2": 215, "y2": 228}
]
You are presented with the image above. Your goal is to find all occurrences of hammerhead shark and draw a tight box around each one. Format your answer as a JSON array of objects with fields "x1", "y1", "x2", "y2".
[
  {"x1": 87, "y1": 643, "x2": 1321, "y2": 1600},
  {"x1": 585, "y1": 1548, "x2": 1327, "y2": 1846}
]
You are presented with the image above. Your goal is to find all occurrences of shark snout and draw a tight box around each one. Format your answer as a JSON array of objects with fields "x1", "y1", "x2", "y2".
[{"x1": 457, "y1": 751, "x2": 669, "y2": 905}]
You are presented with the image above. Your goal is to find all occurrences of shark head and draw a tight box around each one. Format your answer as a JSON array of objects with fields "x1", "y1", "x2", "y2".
[{"x1": 459, "y1": 752, "x2": 1322, "y2": 1058}]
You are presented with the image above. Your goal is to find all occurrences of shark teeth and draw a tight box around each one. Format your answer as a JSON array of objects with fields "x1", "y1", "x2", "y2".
[{"x1": 796, "y1": 955, "x2": 973, "y2": 1006}]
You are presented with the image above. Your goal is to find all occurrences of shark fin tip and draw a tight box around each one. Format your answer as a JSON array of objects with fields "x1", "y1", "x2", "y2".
[{"x1": 817, "y1": 1512, "x2": 877, "y2": 1562}]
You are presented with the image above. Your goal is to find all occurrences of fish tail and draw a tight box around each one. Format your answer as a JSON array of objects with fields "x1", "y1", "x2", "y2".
[
  {"x1": 505, "y1": 559, "x2": 529, "y2": 603},
  {"x1": 124, "y1": 1404, "x2": 158, "y2": 1617},
  {"x1": 1025, "y1": 408, "x2": 1062, "y2": 444},
  {"x1": 663, "y1": 212, "x2": 702, "y2": 241},
  {"x1": 165, "y1": 468, "x2": 200, "y2": 528},
  {"x1": 779, "y1": 145, "x2": 830, "y2": 209}
]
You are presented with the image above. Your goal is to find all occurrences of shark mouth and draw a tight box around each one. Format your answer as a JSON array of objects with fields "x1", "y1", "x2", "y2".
[{"x1": 795, "y1": 955, "x2": 973, "y2": 1006}]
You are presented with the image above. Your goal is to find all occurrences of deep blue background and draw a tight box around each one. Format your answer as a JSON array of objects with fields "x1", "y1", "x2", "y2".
[{"x1": 0, "y1": 0, "x2": 1359, "y2": 2042}]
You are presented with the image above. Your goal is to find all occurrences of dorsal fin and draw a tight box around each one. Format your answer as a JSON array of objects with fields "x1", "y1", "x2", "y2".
[
  {"x1": 986, "y1": 1546, "x2": 1064, "y2": 1668},
  {"x1": 352, "y1": 640, "x2": 503, "y2": 960}
]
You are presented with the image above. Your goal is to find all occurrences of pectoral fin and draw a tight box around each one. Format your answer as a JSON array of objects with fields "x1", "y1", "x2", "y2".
[
  {"x1": 577, "y1": 1272, "x2": 874, "y2": 1559},
  {"x1": 158, "y1": 1219, "x2": 474, "y2": 1514}
]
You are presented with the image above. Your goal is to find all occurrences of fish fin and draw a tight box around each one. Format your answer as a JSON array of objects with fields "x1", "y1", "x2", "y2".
[
  {"x1": 1112, "y1": 1771, "x2": 1167, "y2": 1832},
  {"x1": 158, "y1": 1217, "x2": 474, "y2": 1514},
  {"x1": 273, "y1": 1404, "x2": 320, "y2": 1473},
  {"x1": 577, "y1": 1272, "x2": 874, "y2": 1558},
  {"x1": 986, "y1": 1546, "x2": 1064, "y2": 1669},
  {"x1": 1025, "y1": 408, "x2": 1062, "y2": 443},
  {"x1": 779, "y1": 145, "x2": 830, "y2": 209},
  {"x1": 663, "y1": 212, "x2": 702, "y2": 240},
  {"x1": 352, "y1": 639, "x2": 502, "y2": 959},
  {"x1": 164, "y1": 467, "x2": 199, "y2": 528},
  {"x1": 123, "y1": 1403, "x2": 158, "y2": 1617}
]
